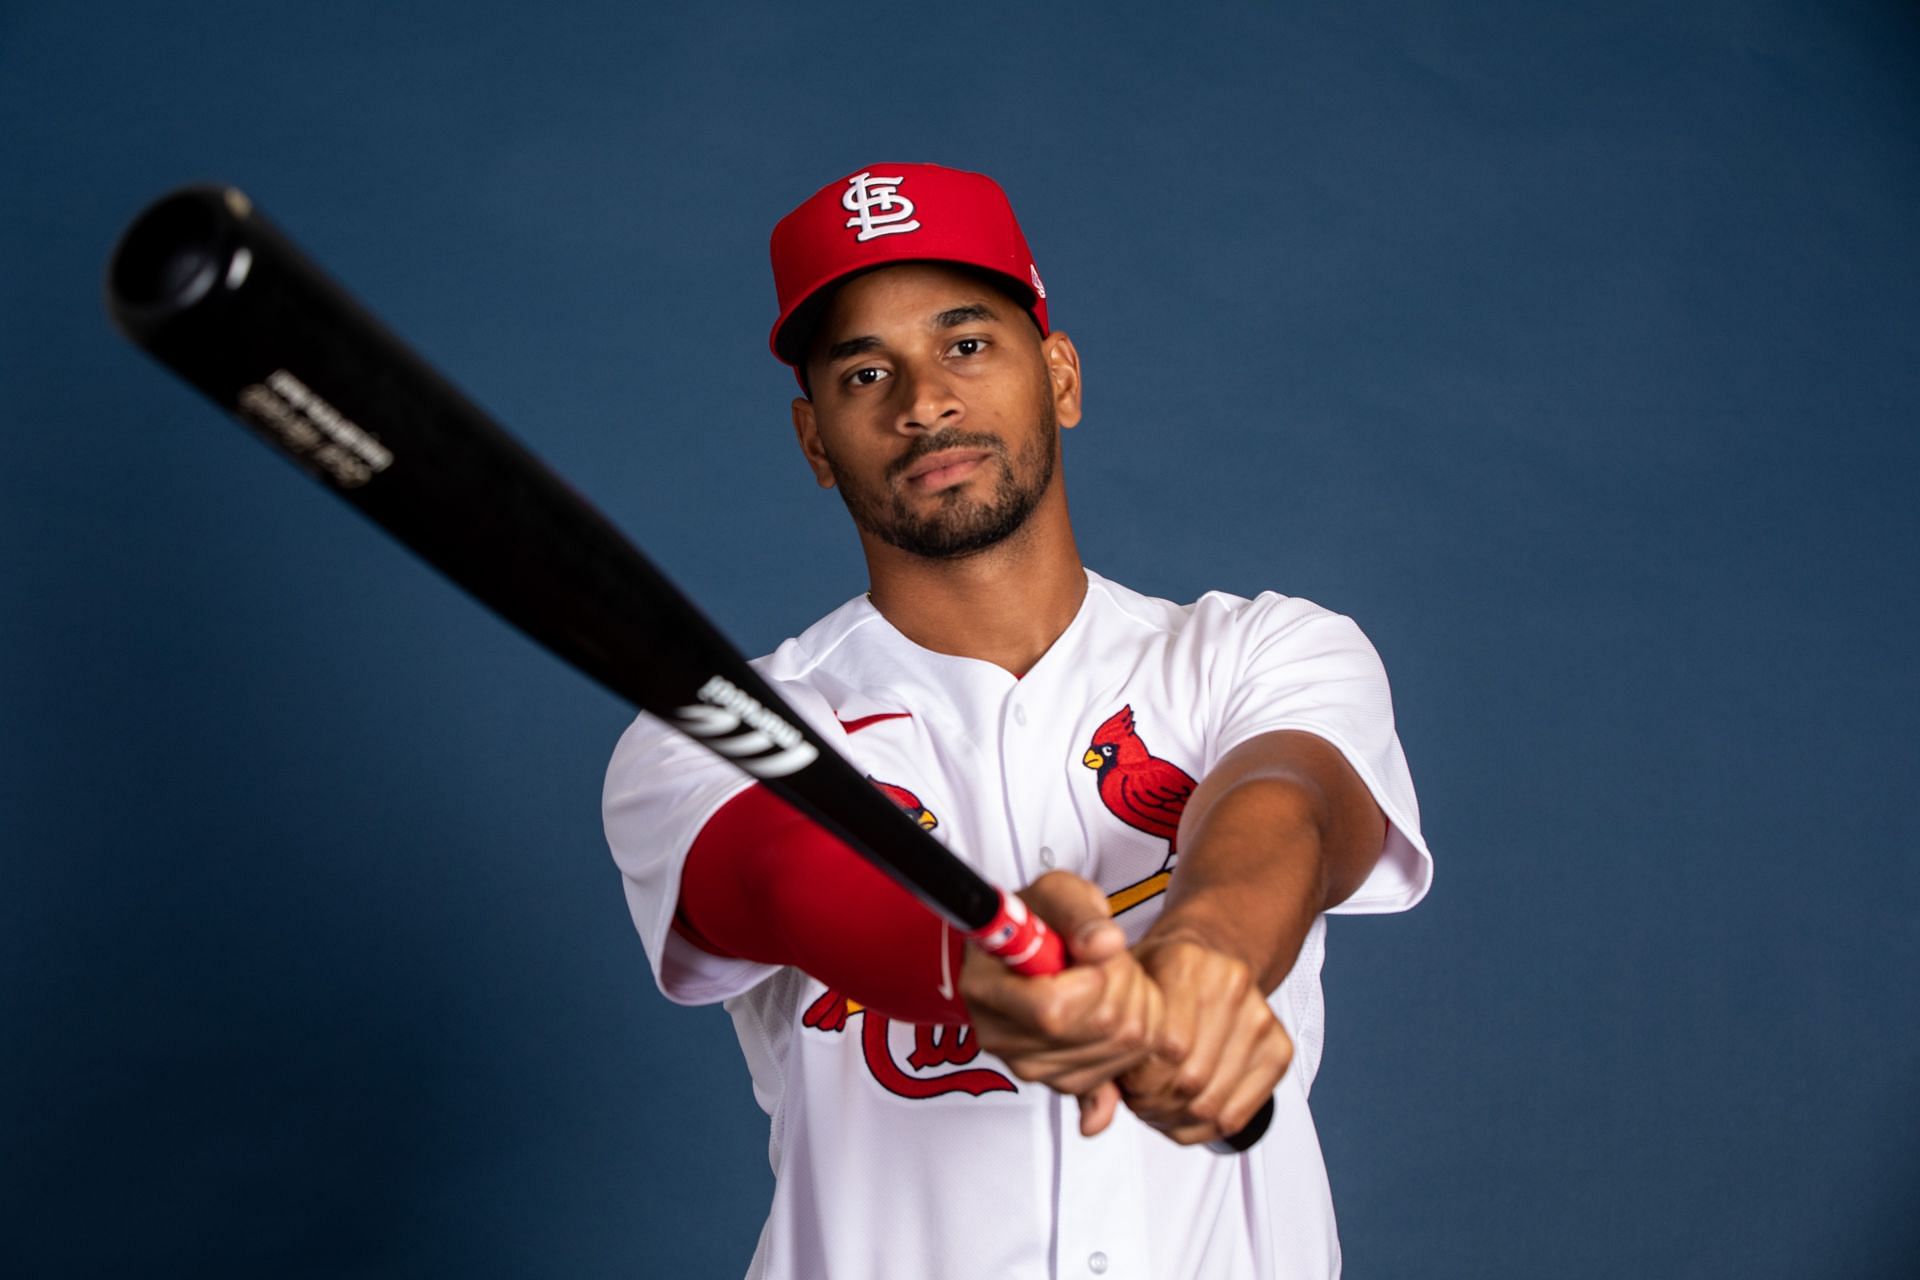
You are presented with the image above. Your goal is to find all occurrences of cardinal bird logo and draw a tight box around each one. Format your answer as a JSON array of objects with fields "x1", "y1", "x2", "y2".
[
  {"x1": 871, "y1": 778, "x2": 938, "y2": 832},
  {"x1": 1084, "y1": 705, "x2": 1197, "y2": 914}
]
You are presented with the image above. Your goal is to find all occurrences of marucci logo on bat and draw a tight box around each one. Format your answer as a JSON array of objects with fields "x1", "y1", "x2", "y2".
[
  {"x1": 673, "y1": 675, "x2": 819, "y2": 778},
  {"x1": 236, "y1": 369, "x2": 394, "y2": 489}
]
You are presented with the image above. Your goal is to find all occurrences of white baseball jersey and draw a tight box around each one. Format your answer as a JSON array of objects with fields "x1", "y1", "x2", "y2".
[{"x1": 603, "y1": 569, "x2": 1432, "y2": 1280}]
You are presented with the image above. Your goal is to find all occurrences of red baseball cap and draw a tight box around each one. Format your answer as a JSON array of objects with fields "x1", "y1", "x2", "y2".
[{"x1": 768, "y1": 163, "x2": 1049, "y2": 374}]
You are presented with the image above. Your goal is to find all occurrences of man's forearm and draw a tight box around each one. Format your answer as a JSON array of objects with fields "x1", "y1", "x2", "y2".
[{"x1": 1145, "y1": 730, "x2": 1387, "y2": 991}]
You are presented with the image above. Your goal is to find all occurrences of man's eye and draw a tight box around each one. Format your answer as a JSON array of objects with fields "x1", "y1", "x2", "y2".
[
  {"x1": 951, "y1": 338, "x2": 986, "y2": 357},
  {"x1": 849, "y1": 367, "x2": 889, "y2": 387}
]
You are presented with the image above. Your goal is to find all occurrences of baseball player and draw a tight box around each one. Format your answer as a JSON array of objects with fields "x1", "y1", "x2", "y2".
[{"x1": 603, "y1": 163, "x2": 1433, "y2": 1279}]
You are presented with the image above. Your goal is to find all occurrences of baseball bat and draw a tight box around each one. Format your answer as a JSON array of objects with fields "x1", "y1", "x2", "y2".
[{"x1": 104, "y1": 184, "x2": 1271, "y2": 1153}]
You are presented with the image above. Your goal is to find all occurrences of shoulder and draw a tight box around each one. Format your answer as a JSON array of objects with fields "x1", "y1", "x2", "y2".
[
  {"x1": 753, "y1": 592, "x2": 885, "y2": 684},
  {"x1": 1085, "y1": 569, "x2": 1355, "y2": 650}
]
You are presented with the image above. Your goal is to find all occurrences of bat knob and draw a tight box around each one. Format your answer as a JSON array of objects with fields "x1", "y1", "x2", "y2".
[{"x1": 1205, "y1": 1096, "x2": 1275, "y2": 1154}]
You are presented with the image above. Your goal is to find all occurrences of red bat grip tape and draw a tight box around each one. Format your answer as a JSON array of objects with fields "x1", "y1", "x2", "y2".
[{"x1": 967, "y1": 889, "x2": 1066, "y2": 976}]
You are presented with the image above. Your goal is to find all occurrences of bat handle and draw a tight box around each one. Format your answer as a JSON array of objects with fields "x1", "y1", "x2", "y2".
[
  {"x1": 967, "y1": 888, "x2": 1066, "y2": 975},
  {"x1": 967, "y1": 888, "x2": 1273, "y2": 1154}
]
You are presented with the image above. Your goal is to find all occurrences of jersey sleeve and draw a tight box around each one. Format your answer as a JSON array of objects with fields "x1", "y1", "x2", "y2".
[
  {"x1": 602, "y1": 708, "x2": 772, "y2": 1007},
  {"x1": 1209, "y1": 594, "x2": 1433, "y2": 914}
]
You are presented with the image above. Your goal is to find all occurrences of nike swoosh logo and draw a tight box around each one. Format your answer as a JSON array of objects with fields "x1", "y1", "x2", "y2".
[
  {"x1": 838, "y1": 711, "x2": 912, "y2": 735},
  {"x1": 937, "y1": 922, "x2": 955, "y2": 1001}
]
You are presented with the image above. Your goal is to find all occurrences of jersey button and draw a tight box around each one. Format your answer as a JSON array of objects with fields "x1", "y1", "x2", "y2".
[
  {"x1": 1088, "y1": 1252, "x2": 1109, "y2": 1275},
  {"x1": 1012, "y1": 704, "x2": 1028, "y2": 727},
  {"x1": 1038, "y1": 846, "x2": 1056, "y2": 868}
]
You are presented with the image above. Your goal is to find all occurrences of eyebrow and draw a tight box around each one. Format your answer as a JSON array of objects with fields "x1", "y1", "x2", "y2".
[
  {"x1": 821, "y1": 302, "x2": 1005, "y2": 366},
  {"x1": 823, "y1": 334, "x2": 883, "y2": 365},
  {"x1": 933, "y1": 302, "x2": 1000, "y2": 328}
]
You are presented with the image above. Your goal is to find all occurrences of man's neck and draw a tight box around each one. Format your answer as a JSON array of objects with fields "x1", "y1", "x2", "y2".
[{"x1": 860, "y1": 499, "x2": 1086, "y2": 677}]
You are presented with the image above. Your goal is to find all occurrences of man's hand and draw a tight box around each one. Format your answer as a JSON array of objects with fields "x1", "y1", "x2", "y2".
[
  {"x1": 1118, "y1": 923, "x2": 1294, "y2": 1146},
  {"x1": 960, "y1": 870, "x2": 1165, "y2": 1137},
  {"x1": 1103, "y1": 730, "x2": 1384, "y2": 1146}
]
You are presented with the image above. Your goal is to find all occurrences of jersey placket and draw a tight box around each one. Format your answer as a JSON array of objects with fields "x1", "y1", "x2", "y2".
[
  {"x1": 994, "y1": 663, "x2": 1155, "y2": 1278},
  {"x1": 1053, "y1": 1118, "x2": 1154, "y2": 1280}
]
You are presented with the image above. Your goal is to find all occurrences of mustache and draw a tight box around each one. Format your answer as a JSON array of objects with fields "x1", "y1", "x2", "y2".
[{"x1": 886, "y1": 431, "x2": 1008, "y2": 481}]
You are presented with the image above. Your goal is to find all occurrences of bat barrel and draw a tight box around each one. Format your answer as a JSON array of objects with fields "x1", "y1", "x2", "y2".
[
  {"x1": 104, "y1": 183, "x2": 1007, "y2": 936},
  {"x1": 105, "y1": 183, "x2": 639, "y2": 682}
]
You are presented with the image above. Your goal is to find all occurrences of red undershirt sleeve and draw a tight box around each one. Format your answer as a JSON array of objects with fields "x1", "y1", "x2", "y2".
[{"x1": 674, "y1": 783, "x2": 970, "y2": 1025}]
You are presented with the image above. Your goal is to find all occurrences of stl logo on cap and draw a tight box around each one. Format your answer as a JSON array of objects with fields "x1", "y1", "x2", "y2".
[
  {"x1": 842, "y1": 171, "x2": 922, "y2": 242},
  {"x1": 768, "y1": 162, "x2": 1051, "y2": 375}
]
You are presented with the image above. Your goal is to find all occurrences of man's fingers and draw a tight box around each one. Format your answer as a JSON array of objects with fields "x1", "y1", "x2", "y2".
[
  {"x1": 1153, "y1": 985, "x2": 1197, "y2": 1064},
  {"x1": 1019, "y1": 869, "x2": 1125, "y2": 963},
  {"x1": 1127, "y1": 950, "x2": 1165, "y2": 1060},
  {"x1": 1165, "y1": 988, "x2": 1229, "y2": 1102},
  {"x1": 964, "y1": 952, "x2": 1106, "y2": 1035},
  {"x1": 1078, "y1": 1082, "x2": 1121, "y2": 1137},
  {"x1": 986, "y1": 963, "x2": 1162, "y2": 1090},
  {"x1": 1181, "y1": 1004, "x2": 1270, "y2": 1137},
  {"x1": 996, "y1": 1033, "x2": 1154, "y2": 1082},
  {"x1": 1012, "y1": 964, "x2": 1132, "y2": 1044},
  {"x1": 1124, "y1": 1001, "x2": 1294, "y2": 1144},
  {"x1": 963, "y1": 918, "x2": 1163, "y2": 1099},
  {"x1": 1217, "y1": 1025, "x2": 1291, "y2": 1136},
  {"x1": 960, "y1": 871, "x2": 1200, "y2": 1109},
  {"x1": 1111, "y1": 934, "x2": 1298, "y2": 1144}
]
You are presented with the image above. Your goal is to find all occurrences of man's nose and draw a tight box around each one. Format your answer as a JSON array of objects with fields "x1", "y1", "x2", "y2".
[{"x1": 895, "y1": 359, "x2": 963, "y2": 433}]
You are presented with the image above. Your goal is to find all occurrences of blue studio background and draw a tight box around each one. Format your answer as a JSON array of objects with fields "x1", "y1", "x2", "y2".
[{"x1": 4, "y1": 2, "x2": 1916, "y2": 1276}]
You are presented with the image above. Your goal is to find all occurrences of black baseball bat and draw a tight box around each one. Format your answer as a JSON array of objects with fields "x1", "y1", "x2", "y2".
[{"x1": 104, "y1": 184, "x2": 1271, "y2": 1153}]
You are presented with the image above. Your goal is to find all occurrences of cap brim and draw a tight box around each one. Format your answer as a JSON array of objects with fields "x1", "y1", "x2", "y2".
[{"x1": 770, "y1": 260, "x2": 1042, "y2": 368}]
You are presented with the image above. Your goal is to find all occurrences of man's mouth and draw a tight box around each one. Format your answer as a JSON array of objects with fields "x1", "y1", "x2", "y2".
[{"x1": 899, "y1": 448, "x2": 994, "y2": 493}]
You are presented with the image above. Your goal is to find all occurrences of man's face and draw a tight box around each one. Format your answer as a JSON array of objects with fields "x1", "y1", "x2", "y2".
[{"x1": 792, "y1": 264, "x2": 1080, "y2": 560}]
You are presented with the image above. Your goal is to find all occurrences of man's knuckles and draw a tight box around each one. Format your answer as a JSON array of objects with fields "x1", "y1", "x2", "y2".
[
  {"x1": 1142, "y1": 949, "x2": 1255, "y2": 1014},
  {"x1": 1169, "y1": 1065, "x2": 1211, "y2": 1100},
  {"x1": 1152, "y1": 1026, "x2": 1192, "y2": 1062},
  {"x1": 1023, "y1": 984, "x2": 1089, "y2": 1040},
  {"x1": 1037, "y1": 999, "x2": 1151, "y2": 1051},
  {"x1": 1021, "y1": 870, "x2": 1110, "y2": 925},
  {"x1": 1184, "y1": 1094, "x2": 1227, "y2": 1128},
  {"x1": 1007, "y1": 1057, "x2": 1056, "y2": 1084},
  {"x1": 1265, "y1": 1031, "x2": 1295, "y2": 1075}
]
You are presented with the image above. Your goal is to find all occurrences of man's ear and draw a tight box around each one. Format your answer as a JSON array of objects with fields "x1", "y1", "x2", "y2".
[
  {"x1": 1043, "y1": 331, "x2": 1083, "y2": 430},
  {"x1": 792, "y1": 397, "x2": 837, "y2": 489}
]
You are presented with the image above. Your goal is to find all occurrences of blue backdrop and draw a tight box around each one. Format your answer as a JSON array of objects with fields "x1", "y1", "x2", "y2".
[{"x1": 4, "y1": 2, "x2": 1915, "y2": 1275}]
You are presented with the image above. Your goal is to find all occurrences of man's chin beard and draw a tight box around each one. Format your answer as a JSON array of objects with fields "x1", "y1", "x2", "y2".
[{"x1": 843, "y1": 437, "x2": 1056, "y2": 560}]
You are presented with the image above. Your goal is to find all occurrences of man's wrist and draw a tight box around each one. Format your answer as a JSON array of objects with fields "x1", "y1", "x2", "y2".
[
  {"x1": 1139, "y1": 902, "x2": 1294, "y2": 988},
  {"x1": 1137, "y1": 909, "x2": 1245, "y2": 963},
  {"x1": 1143, "y1": 819, "x2": 1328, "y2": 991}
]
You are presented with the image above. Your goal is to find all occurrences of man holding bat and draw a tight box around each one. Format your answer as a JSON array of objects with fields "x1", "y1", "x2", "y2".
[{"x1": 603, "y1": 164, "x2": 1432, "y2": 1279}]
